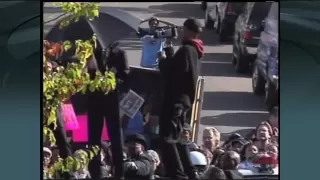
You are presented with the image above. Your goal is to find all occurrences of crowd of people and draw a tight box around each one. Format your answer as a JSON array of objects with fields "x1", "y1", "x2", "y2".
[
  {"x1": 43, "y1": 16, "x2": 279, "y2": 179},
  {"x1": 43, "y1": 106, "x2": 278, "y2": 179}
]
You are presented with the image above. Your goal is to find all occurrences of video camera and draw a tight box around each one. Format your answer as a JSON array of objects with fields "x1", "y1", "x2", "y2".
[{"x1": 153, "y1": 26, "x2": 178, "y2": 39}]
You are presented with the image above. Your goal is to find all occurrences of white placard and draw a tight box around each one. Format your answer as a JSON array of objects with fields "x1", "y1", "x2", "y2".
[{"x1": 119, "y1": 90, "x2": 145, "y2": 119}]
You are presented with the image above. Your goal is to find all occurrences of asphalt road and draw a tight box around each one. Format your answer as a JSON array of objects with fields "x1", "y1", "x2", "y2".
[{"x1": 44, "y1": 2, "x2": 268, "y2": 144}]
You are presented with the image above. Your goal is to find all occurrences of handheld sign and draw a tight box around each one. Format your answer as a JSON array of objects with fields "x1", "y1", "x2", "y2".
[
  {"x1": 119, "y1": 90, "x2": 145, "y2": 119},
  {"x1": 72, "y1": 114, "x2": 110, "y2": 142},
  {"x1": 61, "y1": 103, "x2": 79, "y2": 130}
]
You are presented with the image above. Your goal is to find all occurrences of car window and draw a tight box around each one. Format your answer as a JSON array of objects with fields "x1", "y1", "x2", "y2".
[{"x1": 249, "y1": 2, "x2": 272, "y2": 22}]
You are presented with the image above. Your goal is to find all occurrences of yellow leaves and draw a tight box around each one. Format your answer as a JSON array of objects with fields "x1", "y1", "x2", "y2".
[
  {"x1": 55, "y1": 2, "x2": 100, "y2": 28},
  {"x1": 48, "y1": 108, "x2": 57, "y2": 127},
  {"x1": 63, "y1": 41, "x2": 72, "y2": 52},
  {"x1": 92, "y1": 9, "x2": 99, "y2": 18},
  {"x1": 47, "y1": 146, "x2": 100, "y2": 177},
  {"x1": 43, "y1": 2, "x2": 106, "y2": 177},
  {"x1": 43, "y1": 127, "x2": 56, "y2": 146}
]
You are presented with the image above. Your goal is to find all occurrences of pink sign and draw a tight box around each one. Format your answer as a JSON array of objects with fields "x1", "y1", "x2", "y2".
[
  {"x1": 61, "y1": 104, "x2": 79, "y2": 130},
  {"x1": 72, "y1": 114, "x2": 110, "y2": 142}
]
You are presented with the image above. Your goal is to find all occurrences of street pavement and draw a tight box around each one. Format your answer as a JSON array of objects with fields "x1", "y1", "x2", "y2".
[{"x1": 44, "y1": 2, "x2": 268, "y2": 144}]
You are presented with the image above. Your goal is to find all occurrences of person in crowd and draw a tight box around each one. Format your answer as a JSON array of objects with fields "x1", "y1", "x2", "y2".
[
  {"x1": 181, "y1": 123, "x2": 199, "y2": 151},
  {"x1": 254, "y1": 121, "x2": 274, "y2": 151},
  {"x1": 50, "y1": 145, "x2": 60, "y2": 166},
  {"x1": 223, "y1": 133, "x2": 247, "y2": 153},
  {"x1": 202, "y1": 166, "x2": 227, "y2": 180},
  {"x1": 73, "y1": 150, "x2": 91, "y2": 179},
  {"x1": 87, "y1": 41, "x2": 130, "y2": 179},
  {"x1": 201, "y1": 127, "x2": 225, "y2": 166},
  {"x1": 124, "y1": 133, "x2": 153, "y2": 179},
  {"x1": 100, "y1": 141, "x2": 112, "y2": 178},
  {"x1": 238, "y1": 142, "x2": 259, "y2": 169},
  {"x1": 201, "y1": 148, "x2": 213, "y2": 165},
  {"x1": 43, "y1": 147, "x2": 52, "y2": 179},
  {"x1": 157, "y1": 17, "x2": 204, "y2": 180},
  {"x1": 147, "y1": 150, "x2": 161, "y2": 179},
  {"x1": 219, "y1": 151, "x2": 241, "y2": 171},
  {"x1": 189, "y1": 151, "x2": 210, "y2": 178},
  {"x1": 100, "y1": 148, "x2": 112, "y2": 178},
  {"x1": 266, "y1": 143, "x2": 278, "y2": 159},
  {"x1": 202, "y1": 127, "x2": 220, "y2": 153}
]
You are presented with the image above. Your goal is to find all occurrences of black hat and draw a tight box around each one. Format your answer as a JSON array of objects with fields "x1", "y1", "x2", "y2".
[
  {"x1": 224, "y1": 133, "x2": 247, "y2": 146},
  {"x1": 125, "y1": 133, "x2": 147, "y2": 148},
  {"x1": 183, "y1": 17, "x2": 202, "y2": 33}
]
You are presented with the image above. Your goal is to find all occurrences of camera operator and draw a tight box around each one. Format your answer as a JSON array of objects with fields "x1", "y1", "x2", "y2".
[
  {"x1": 138, "y1": 17, "x2": 177, "y2": 68},
  {"x1": 157, "y1": 17, "x2": 204, "y2": 180},
  {"x1": 87, "y1": 41, "x2": 130, "y2": 179}
]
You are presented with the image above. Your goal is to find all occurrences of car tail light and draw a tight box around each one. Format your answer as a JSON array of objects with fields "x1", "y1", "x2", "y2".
[{"x1": 243, "y1": 31, "x2": 252, "y2": 40}]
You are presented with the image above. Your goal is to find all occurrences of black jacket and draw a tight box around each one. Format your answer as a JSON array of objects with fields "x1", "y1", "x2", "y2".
[
  {"x1": 87, "y1": 44, "x2": 130, "y2": 94},
  {"x1": 159, "y1": 39, "x2": 203, "y2": 109},
  {"x1": 124, "y1": 152, "x2": 153, "y2": 179},
  {"x1": 105, "y1": 45, "x2": 130, "y2": 93}
]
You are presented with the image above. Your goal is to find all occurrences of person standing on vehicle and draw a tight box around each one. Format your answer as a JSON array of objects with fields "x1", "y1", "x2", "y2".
[
  {"x1": 157, "y1": 17, "x2": 204, "y2": 180},
  {"x1": 87, "y1": 41, "x2": 130, "y2": 180},
  {"x1": 138, "y1": 17, "x2": 164, "y2": 68}
]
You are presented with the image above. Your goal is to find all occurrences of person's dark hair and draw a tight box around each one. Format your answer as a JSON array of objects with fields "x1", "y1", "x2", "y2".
[
  {"x1": 239, "y1": 142, "x2": 253, "y2": 161},
  {"x1": 183, "y1": 17, "x2": 202, "y2": 33},
  {"x1": 204, "y1": 166, "x2": 227, "y2": 180},
  {"x1": 211, "y1": 148, "x2": 225, "y2": 166}
]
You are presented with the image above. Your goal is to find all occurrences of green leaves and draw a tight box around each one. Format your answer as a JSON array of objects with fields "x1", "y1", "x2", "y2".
[
  {"x1": 63, "y1": 41, "x2": 72, "y2": 52},
  {"x1": 54, "y1": 2, "x2": 100, "y2": 28},
  {"x1": 43, "y1": 3, "x2": 109, "y2": 177}
]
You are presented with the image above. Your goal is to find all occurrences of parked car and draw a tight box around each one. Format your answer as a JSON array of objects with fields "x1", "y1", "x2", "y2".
[
  {"x1": 232, "y1": 2, "x2": 272, "y2": 73},
  {"x1": 252, "y1": 2, "x2": 278, "y2": 109},
  {"x1": 204, "y1": 2, "x2": 245, "y2": 42}
]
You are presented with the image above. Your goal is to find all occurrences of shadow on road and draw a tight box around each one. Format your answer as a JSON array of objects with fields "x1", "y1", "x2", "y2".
[
  {"x1": 201, "y1": 112, "x2": 268, "y2": 127},
  {"x1": 149, "y1": 3, "x2": 204, "y2": 19},
  {"x1": 202, "y1": 91, "x2": 266, "y2": 111},
  {"x1": 201, "y1": 53, "x2": 251, "y2": 78}
]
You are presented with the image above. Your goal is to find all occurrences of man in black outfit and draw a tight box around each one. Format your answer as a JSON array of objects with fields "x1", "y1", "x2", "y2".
[
  {"x1": 87, "y1": 42, "x2": 130, "y2": 179},
  {"x1": 158, "y1": 17, "x2": 204, "y2": 179},
  {"x1": 124, "y1": 134, "x2": 153, "y2": 179}
]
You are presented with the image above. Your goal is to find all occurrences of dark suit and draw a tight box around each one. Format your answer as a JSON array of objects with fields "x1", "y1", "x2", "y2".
[
  {"x1": 124, "y1": 152, "x2": 153, "y2": 179},
  {"x1": 87, "y1": 44, "x2": 130, "y2": 179}
]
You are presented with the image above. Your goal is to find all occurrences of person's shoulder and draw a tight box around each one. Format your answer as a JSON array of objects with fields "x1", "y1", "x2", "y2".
[{"x1": 179, "y1": 44, "x2": 195, "y2": 51}]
